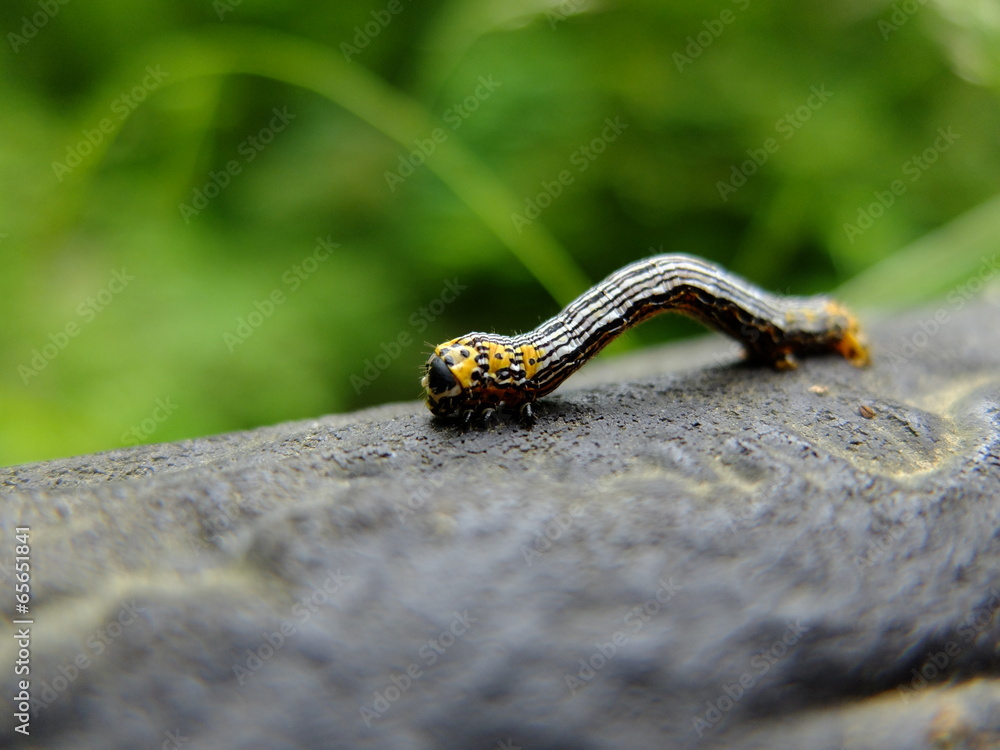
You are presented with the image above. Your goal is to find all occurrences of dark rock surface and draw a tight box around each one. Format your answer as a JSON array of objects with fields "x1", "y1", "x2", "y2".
[{"x1": 2, "y1": 299, "x2": 999, "y2": 750}]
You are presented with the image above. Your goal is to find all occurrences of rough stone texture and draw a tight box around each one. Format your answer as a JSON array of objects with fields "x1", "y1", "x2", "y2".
[{"x1": 2, "y1": 299, "x2": 999, "y2": 750}]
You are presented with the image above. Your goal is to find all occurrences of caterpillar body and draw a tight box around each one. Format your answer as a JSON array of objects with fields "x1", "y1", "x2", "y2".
[{"x1": 422, "y1": 254, "x2": 869, "y2": 425}]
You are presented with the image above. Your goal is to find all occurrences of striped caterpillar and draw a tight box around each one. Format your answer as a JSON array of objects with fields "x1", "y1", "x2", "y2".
[{"x1": 422, "y1": 254, "x2": 869, "y2": 426}]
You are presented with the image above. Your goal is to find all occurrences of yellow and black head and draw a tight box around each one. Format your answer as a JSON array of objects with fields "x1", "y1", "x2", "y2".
[
  {"x1": 421, "y1": 338, "x2": 481, "y2": 418},
  {"x1": 421, "y1": 335, "x2": 542, "y2": 421}
]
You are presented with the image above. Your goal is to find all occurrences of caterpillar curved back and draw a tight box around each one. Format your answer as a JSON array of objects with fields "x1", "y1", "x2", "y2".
[{"x1": 422, "y1": 254, "x2": 869, "y2": 426}]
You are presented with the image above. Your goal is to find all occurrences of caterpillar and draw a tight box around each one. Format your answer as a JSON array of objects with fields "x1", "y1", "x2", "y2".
[{"x1": 422, "y1": 253, "x2": 869, "y2": 426}]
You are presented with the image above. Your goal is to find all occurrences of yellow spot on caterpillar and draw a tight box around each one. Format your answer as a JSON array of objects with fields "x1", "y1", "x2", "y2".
[{"x1": 519, "y1": 343, "x2": 541, "y2": 380}]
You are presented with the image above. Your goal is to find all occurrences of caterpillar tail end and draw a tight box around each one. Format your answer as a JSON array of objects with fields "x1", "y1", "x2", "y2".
[{"x1": 826, "y1": 302, "x2": 871, "y2": 367}]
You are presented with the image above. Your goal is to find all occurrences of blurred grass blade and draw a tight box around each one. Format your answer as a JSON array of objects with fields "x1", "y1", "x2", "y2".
[
  {"x1": 837, "y1": 191, "x2": 1000, "y2": 311},
  {"x1": 129, "y1": 27, "x2": 591, "y2": 305}
]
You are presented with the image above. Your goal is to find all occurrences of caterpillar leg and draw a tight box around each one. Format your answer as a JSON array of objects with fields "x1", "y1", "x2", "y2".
[
  {"x1": 768, "y1": 349, "x2": 800, "y2": 371},
  {"x1": 456, "y1": 405, "x2": 504, "y2": 430},
  {"x1": 460, "y1": 408, "x2": 476, "y2": 432}
]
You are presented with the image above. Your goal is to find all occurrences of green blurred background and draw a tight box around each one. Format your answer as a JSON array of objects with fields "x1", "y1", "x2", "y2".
[{"x1": 1, "y1": 0, "x2": 998, "y2": 467}]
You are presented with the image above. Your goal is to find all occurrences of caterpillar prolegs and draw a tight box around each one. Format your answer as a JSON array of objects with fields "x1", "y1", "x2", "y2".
[{"x1": 421, "y1": 254, "x2": 870, "y2": 426}]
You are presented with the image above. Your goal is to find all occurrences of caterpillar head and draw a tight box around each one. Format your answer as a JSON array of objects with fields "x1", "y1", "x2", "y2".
[
  {"x1": 422, "y1": 336, "x2": 541, "y2": 422},
  {"x1": 421, "y1": 338, "x2": 480, "y2": 418}
]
